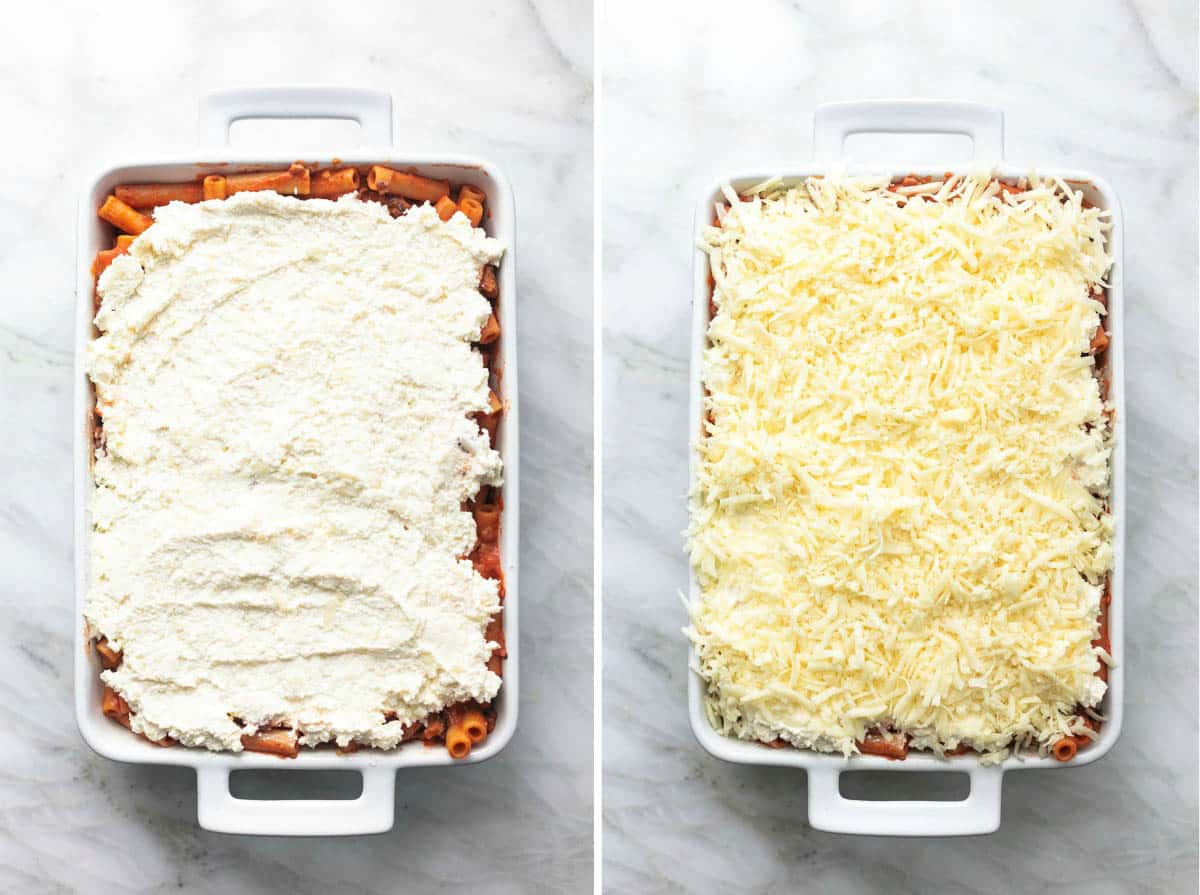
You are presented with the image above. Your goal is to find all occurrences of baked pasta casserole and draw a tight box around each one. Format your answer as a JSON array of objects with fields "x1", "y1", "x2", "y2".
[
  {"x1": 86, "y1": 163, "x2": 506, "y2": 759},
  {"x1": 687, "y1": 173, "x2": 1113, "y2": 764}
]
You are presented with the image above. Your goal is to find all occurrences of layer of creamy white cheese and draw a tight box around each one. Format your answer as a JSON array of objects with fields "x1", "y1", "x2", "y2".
[{"x1": 87, "y1": 192, "x2": 505, "y2": 751}]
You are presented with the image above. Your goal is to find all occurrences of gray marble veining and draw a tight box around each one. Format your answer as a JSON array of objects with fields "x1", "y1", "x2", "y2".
[
  {"x1": 0, "y1": 0, "x2": 592, "y2": 892},
  {"x1": 602, "y1": 0, "x2": 1198, "y2": 891}
]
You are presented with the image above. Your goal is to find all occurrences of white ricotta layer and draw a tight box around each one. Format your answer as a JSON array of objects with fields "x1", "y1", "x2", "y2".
[{"x1": 86, "y1": 192, "x2": 505, "y2": 751}]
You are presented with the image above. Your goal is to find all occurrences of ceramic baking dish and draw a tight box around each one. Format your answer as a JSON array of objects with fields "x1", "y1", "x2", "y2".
[
  {"x1": 74, "y1": 87, "x2": 519, "y2": 836},
  {"x1": 687, "y1": 100, "x2": 1124, "y2": 836}
]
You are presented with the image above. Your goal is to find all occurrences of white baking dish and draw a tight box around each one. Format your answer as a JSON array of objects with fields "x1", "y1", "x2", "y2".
[
  {"x1": 74, "y1": 87, "x2": 519, "y2": 836},
  {"x1": 687, "y1": 100, "x2": 1124, "y2": 837}
]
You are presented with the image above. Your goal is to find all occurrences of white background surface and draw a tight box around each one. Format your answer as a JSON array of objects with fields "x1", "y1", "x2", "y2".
[
  {"x1": 2, "y1": 0, "x2": 1199, "y2": 890},
  {"x1": 602, "y1": 0, "x2": 1198, "y2": 892},
  {"x1": 0, "y1": 0, "x2": 592, "y2": 892}
]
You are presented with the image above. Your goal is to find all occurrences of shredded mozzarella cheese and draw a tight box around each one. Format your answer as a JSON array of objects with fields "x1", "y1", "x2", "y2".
[{"x1": 687, "y1": 173, "x2": 1113, "y2": 762}]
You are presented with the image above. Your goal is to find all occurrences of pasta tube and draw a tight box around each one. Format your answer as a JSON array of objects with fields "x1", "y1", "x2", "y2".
[
  {"x1": 858, "y1": 729, "x2": 908, "y2": 760},
  {"x1": 225, "y1": 162, "x2": 311, "y2": 197},
  {"x1": 458, "y1": 184, "x2": 486, "y2": 206},
  {"x1": 445, "y1": 724, "x2": 472, "y2": 759},
  {"x1": 240, "y1": 728, "x2": 300, "y2": 758},
  {"x1": 101, "y1": 686, "x2": 131, "y2": 727},
  {"x1": 98, "y1": 195, "x2": 153, "y2": 235},
  {"x1": 472, "y1": 542, "x2": 502, "y2": 581},
  {"x1": 473, "y1": 499, "x2": 500, "y2": 543},
  {"x1": 435, "y1": 196, "x2": 458, "y2": 221},
  {"x1": 462, "y1": 707, "x2": 488, "y2": 745},
  {"x1": 458, "y1": 197, "x2": 483, "y2": 227},
  {"x1": 311, "y1": 167, "x2": 360, "y2": 199},
  {"x1": 485, "y1": 612, "x2": 506, "y2": 676},
  {"x1": 1052, "y1": 738, "x2": 1077, "y2": 761},
  {"x1": 203, "y1": 175, "x2": 227, "y2": 200},
  {"x1": 94, "y1": 637, "x2": 122, "y2": 670},
  {"x1": 478, "y1": 312, "x2": 500, "y2": 344},
  {"x1": 91, "y1": 247, "x2": 127, "y2": 278},
  {"x1": 479, "y1": 264, "x2": 499, "y2": 300},
  {"x1": 114, "y1": 181, "x2": 203, "y2": 208},
  {"x1": 421, "y1": 715, "x2": 446, "y2": 742},
  {"x1": 366, "y1": 166, "x2": 449, "y2": 203}
]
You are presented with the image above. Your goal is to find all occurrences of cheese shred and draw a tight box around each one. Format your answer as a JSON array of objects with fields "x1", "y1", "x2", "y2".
[{"x1": 687, "y1": 173, "x2": 1113, "y2": 762}]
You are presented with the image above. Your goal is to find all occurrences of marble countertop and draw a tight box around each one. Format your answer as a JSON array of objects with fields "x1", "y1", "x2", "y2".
[
  {"x1": 602, "y1": 0, "x2": 1198, "y2": 891},
  {"x1": 0, "y1": 0, "x2": 592, "y2": 892}
]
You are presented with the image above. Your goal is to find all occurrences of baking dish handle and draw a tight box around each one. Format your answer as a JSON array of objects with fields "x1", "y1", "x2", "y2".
[
  {"x1": 196, "y1": 766, "x2": 396, "y2": 836},
  {"x1": 806, "y1": 765, "x2": 1003, "y2": 836},
  {"x1": 813, "y1": 99, "x2": 1004, "y2": 164},
  {"x1": 199, "y1": 86, "x2": 393, "y2": 146}
]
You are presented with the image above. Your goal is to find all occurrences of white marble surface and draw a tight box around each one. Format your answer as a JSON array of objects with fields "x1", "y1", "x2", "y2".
[
  {"x1": 0, "y1": 0, "x2": 592, "y2": 891},
  {"x1": 602, "y1": 0, "x2": 1198, "y2": 891}
]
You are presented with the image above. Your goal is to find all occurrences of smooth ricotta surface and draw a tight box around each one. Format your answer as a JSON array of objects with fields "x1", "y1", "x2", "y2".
[
  {"x1": 687, "y1": 173, "x2": 1113, "y2": 762},
  {"x1": 87, "y1": 192, "x2": 505, "y2": 751}
]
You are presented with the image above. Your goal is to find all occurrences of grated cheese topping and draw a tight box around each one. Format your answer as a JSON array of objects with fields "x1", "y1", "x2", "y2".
[{"x1": 687, "y1": 173, "x2": 1113, "y2": 762}]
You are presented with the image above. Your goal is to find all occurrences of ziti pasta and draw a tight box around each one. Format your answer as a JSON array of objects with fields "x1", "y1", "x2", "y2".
[
  {"x1": 687, "y1": 173, "x2": 1114, "y2": 764},
  {"x1": 86, "y1": 163, "x2": 505, "y2": 759}
]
